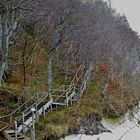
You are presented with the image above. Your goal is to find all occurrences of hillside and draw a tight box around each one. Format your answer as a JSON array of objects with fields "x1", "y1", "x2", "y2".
[{"x1": 0, "y1": 0, "x2": 140, "y2": 140}]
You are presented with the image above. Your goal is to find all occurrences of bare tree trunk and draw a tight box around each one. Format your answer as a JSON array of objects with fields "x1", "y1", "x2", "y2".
[
  {"x1": 22, "y1": 35, "x2": 27, "y2": 87},
  {"x1": 48, "y1": 53, "x2": 53, "y2": 100},
  {"x1": 0, "y1": 10, "x2": 9, "y2": 83},
  {"x1": 65, "y1": 53, "x2": 70, "y2": 81}
]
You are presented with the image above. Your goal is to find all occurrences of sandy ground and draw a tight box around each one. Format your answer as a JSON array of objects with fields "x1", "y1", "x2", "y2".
[{"x1": 61, "y1": 107, "x2": 140, "y2": 140}]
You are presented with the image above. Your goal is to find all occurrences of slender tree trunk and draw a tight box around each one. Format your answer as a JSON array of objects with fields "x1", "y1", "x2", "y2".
[
  {"x1": 22, "y1": 36, "x2": 27, "y2": 87},
  {"x1": 48, "y1": 53, "x2": 53, "y2": 100},
  {"x1": 0, "y1": 11, "x2": 9, "y2": 83}
]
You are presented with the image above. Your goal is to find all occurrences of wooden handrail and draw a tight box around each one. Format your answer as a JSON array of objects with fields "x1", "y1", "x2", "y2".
[
  {"x1": 0, "y1": 91, "x2": 50, "y2": 121},
  {"x1": 0, "y1": 64, "x2": 86, "y2": 127},
  {"x1": 55, "y1": 65, "x2": 83, "y2": 102},
  {"x1": 69, "y1": 64, "x2": 82, "y2": 86},
  {"x1": 0, "y1": 120, "x2": 15, "y2": 130},
  {"x1": 0, "y1": 94, "x2": 37, "y2": 120}
]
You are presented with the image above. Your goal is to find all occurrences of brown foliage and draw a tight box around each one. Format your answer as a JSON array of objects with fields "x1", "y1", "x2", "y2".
[
  {"x1": 96, "y1": 62, "x2": 110, "y2": 75},
  {"x1": 102, "y1": 78, "x2": 138, "y2": 116}
]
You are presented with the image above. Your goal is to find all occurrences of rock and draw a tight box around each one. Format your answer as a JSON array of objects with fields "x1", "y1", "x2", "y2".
[
  {"x1": 138, "y1": 120, "x2": 140, "y2": 125},
  {"x1": 80, "y1": 113, "x2": 111, "y2": 135}
]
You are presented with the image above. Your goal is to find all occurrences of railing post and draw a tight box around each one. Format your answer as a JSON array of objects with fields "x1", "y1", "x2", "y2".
[
  {"x1": 43, "y1": 106, "x2": 45, "y2": 117},
  {"x1": 70, "y1": 95, "x2": 72, "y2": 105},
  {"x1": 35, "y1": 103, "x2": 38, "y2": 121},
  {"x1": 50, "y1": 104, "x2": 53, "y2": 112},
  {"x1": 37, "y1": 93, "x2": 39, "y2": 100},
  {"x1": 22, "y1": 112, "x2": 25, "y2": 133},
  {"x1": 63, "y1": 85, "x2": 65, "y2": 92},
  {"x1": 74, "y1": 85, "x2": 76, "y2": 93},
  {"x1": 15, "y1": 121, "x2": 18, "y2": 140},
  {"x1": 84, "y1": 81, "x2": 87, "y2": 90},
  {"x1": 71, "y1": 86, "x2": 74, "y2": 105},
  {"x1": 31, "y1": 108, "x2": 36, "y2": 140},
  {"x1": 10, "y1": 115, "x2": 12, "y2": 124},
  {"x1": 75, "y1": 74, "x2": 77, "y2": 83},
  {"x1": 66, "y1": 93, "x2": 68, "y2": 107}
]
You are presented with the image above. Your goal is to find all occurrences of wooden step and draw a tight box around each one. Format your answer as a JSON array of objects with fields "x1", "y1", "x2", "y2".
[
  {"x1": 55, "y1": 96, "x2": 66, "y2": 103},
  {"x1": 53, "y1": 102, "x2": 66, "y2": 106},
  {"x1": 37, "y1": 102, "x2": 47, "y2": 110},
  {"x1": 17, "y1": 122, "x2": 22, "y2": 128},
  {"x1": 24, "y1": 113, "x2": 32, "y2": 122},
  {"x1": 3, "y1": 130, "x2": 30, "y2": 140}
]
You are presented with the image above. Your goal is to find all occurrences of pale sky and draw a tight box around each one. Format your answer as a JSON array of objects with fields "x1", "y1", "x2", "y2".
[{"x1": 104, "y1": 0, "x2": 140, "y2": 34}]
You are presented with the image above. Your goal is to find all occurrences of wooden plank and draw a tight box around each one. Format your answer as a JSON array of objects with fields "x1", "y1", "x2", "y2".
[
  {"x1": 3, "y1": 130, "x2": 14, "y2": 140},
  {"x1": 53, "y1": 102, "x2": 66, "y2": 106},
  {"x1": 65, "y1": 92, "x2": 75, "y2": 103},
  {"x1": 3, "y1": 130, "x2": 30, "y2": 140}
]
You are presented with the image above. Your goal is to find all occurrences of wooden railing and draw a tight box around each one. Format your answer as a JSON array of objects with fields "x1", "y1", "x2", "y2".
[
  {"x1": 0, "y1": 64, "x2": 92, "y2": 134},
  {"x1": 0, "y1": 93, "x2": 38, "y2": 124},
  {"x1": 0, "y1": 91, "x2": 51, "y2": 123},
  {"x1": 51, "y1": 64, "x2": 83, "y2": 106}
]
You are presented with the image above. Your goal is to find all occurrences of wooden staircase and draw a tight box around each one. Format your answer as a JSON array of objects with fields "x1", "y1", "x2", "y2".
[
  {"x1": 0, "y1": 64, "x2": 92, "y2": 140},
  {"x1": 3, "y1": 130, "x2": 30, "y2": 140}
]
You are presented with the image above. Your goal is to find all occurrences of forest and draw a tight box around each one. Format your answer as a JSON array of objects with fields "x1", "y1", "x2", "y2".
[{"x1": 0, "y1": 0, "x2": 140, "y2": 140}]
